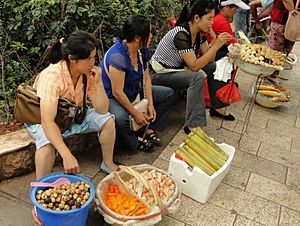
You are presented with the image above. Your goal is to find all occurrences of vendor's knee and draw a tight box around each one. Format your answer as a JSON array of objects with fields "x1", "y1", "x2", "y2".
[
  {"x1": 190, "y1": 71, "x2": 205, "y2": 85},
  {"x1": 102, "y1": 117, "x2": 115, "y2": 132},
  {"x1": 36, "y1": 144, "x2": 55, "y2": 156}
]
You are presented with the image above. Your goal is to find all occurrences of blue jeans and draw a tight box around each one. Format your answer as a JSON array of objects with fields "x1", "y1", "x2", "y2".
[
  {"x1": 109, "y1": 86, "x2": 175, "y2": 151},
  {"x1": 234, "y1": 9, "x2": 251, "y2": 37}
]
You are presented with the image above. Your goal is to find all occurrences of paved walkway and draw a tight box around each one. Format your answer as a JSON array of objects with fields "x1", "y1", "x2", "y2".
[{"x1": 0, "y1": 43, "x2": 299, "y2": 226}]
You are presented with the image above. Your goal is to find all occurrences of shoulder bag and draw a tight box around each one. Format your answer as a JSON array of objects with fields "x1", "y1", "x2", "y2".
[
  {"x1": 13, "y1": 74, "x2": 87, "y2": 133},
  {"x1": 103, "y1": 49, "x2": 148, "y2": 131},
  {"x1": 284, "y1": 0, "x2": 300, "y2": 42}
]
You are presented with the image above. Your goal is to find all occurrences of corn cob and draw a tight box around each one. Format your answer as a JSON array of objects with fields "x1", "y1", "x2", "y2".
[
  {"x1": 272, "y1": 97, "x2": 289, "y2": 102},
  {"x1": 256, "y1": 85, "x2": 279, "y2": 92},
  {"x1": 183, "y1": 145, "x2": 216, "y2": 175},
  {"x1": 258, "y1": 90, "x2": 281, "y2": 97},
  {"x1": 192, "y1": 128, "x2": 228, "y2": 160},
  {"x1": 185, "y1": 138, "x2": 220, "y2": 171}
]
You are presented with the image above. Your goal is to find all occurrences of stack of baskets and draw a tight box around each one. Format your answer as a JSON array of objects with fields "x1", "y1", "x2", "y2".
[{"x1": 95, "y1": 164, "x2": 181, "y2": 226}]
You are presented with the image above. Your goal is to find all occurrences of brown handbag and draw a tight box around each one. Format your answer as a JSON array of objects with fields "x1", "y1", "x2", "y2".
[
  {"x1": 284, "y1": 0, "x2": 300, "y2": 42},
  {"x1": 13, "y1": 74, "x2": 87, "y2": 133}
]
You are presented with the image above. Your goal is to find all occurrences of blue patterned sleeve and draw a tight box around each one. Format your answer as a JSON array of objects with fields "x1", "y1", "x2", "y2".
[{"x1": 109, "y1": 53, "x2": 127, "y2": 72}]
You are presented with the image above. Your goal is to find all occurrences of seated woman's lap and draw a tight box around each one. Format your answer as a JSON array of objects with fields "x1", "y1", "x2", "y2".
[
  {"x1": 26, "y1": 108, "x2": 114, "y2": 150},
  {"x1": 108, "y1": 98, "x2": 138, "y2": 151},
  {"x1": 151, "y1": 69, "x2": 205, "y2": 90}
]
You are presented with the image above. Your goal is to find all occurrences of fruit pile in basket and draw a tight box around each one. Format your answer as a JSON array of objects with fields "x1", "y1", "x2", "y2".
[
  {"x1": 105, "y1": 184, "x2": 147, "y2": 216},
  {"x1": 240, "y1": 44, "x2": 285, "y2": 70},
  {"x1": 175, "y1": 127, "x2": 228, "y2": 176},
  {"x1": 125, "y1": 169, "x2": 176, "y2": 205},
  {"x1": 256, "y1": 85, "x2": 291, "y2": 102}
]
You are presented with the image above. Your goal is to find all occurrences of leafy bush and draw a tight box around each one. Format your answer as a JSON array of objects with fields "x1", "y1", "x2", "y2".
[{"x1": 0, "y1": 0, "x2": 183, "y2": 121}]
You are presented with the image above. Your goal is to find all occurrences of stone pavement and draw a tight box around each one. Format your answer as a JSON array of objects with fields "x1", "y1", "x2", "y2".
[{"x1": 0, "y1": 43, "x2": 300, "y2": 226}]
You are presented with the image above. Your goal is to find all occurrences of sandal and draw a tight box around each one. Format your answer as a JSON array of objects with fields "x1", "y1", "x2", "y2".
[
  {"x1": 145, "y1": 131, "x2": 161, "y2": 146},
  {"x1": 137, "y1": 139, "x2": 154, "y2": 152}
]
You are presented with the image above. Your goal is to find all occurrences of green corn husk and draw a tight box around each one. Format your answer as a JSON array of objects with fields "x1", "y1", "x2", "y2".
[
  {"x1": 185, "y1": 138, "x2": 221, "y2": 171},
  {"x1": 192, "y1": 127, "x2": 228, "y2": 160},
  {"x1": 176, "y1": 147, "x2": 215, "y2": 176},
  {"x1": 189, "y1": 133, "x2": 227, "y2": 162},
  {"x1": 183, "y1": 145, "x2": 216, "y2": 175}
]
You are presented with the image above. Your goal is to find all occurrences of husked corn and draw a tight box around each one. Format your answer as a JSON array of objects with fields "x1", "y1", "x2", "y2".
[{"x1": 258, "y1": 90, "x2": 281, "y2": 97}]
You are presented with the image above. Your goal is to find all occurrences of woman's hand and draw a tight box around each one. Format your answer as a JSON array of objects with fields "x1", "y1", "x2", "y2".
[
  {"x1": 133, "y1": 111, "x2": 150, "y2": 126},
  {"x1": 208, "y1": 28, "x2": 217, "y2": 40},
  {"x1": 62, "y1": 152, "x2": 80, "y2": 174},
  {"x1": 147, "y1": 104, "x2": 156, "y2": 122},
  {"x1": 214, "y1": 32, "x2": 233, "y2": 49},
  {"x1": 90, "y1": 66, "x2": 102, "y2": 84}
]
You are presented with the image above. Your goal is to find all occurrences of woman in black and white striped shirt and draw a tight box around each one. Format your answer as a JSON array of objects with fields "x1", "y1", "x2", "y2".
[{"x1": 150, "y1": 0, "x2": 235, "y2": 134}]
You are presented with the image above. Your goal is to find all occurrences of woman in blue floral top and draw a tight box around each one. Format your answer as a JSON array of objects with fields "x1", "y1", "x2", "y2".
[{"x1": 101, "y1": 15, "x2": 175, "y2": 152}]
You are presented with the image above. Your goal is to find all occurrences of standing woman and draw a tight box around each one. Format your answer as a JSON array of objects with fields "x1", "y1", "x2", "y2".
[
  {"x1": 26, "y1": 31, "x2": 118, "y2": 179},
  {"x1": 101, "y1": 15, "x2": 175, "y2": 152},
  {"x1": 266, "y1": 0, "x2": 296, "y2": 84},
  {"x1": 150, "y1": 0, "x2": 233, "y2": 134}
]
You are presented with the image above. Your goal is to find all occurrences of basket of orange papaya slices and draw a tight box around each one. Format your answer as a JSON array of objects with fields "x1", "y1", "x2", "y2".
[{"x1": 95, "y1": 164, "x2": 180, "y2": 226}]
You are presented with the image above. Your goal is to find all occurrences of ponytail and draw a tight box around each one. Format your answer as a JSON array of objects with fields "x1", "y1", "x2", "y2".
[
  {"x1": 47, "y1": 40, "x2": 65, "y2": 64},
  {"x1": 46, "y1": 30, "x2": 98, "y2": 65},
  {"x1": 175, "y1": 4, "x2": 189, "y2": 26}
]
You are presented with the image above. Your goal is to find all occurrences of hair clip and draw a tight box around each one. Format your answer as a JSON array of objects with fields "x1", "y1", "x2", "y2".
[{"x1": 59, "y1": 38, "x2": 64, "y2": 44}]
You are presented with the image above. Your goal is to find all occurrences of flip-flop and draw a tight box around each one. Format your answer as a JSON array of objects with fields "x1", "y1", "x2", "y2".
[
  {"x1": 145, "y1": 131, "x2": 161, "y2": 146},
  {"x1": 100, "y1": 162, "x2": 119, "y2": 174}
]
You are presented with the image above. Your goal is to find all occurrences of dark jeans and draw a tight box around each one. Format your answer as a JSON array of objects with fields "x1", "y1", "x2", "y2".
[
  {"x1": 150, "y1": 63, "x2": 230, "y2": 128},
  {"x1": 109, "y1": 86, "x2": 175, "y2": 151}
]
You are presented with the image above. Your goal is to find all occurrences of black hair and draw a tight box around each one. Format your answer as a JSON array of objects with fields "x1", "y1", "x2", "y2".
[
  {"x1": 214, "y1": 0, "x2": 238, "y2": 15},
  {"x1": 176, "y1": 0, "x2": 215, "y2": 26},
  {"x1": 47, "y1": 30, "x2": 99, "y2": 64},
  {"x1": 122, "y1": 14, "x2": 151, "y2": 48}
]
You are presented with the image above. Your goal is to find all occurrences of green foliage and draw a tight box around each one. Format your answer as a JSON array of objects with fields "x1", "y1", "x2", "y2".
[{"x1": 0, "y1": 0, "x2": 183, "y2": 121}]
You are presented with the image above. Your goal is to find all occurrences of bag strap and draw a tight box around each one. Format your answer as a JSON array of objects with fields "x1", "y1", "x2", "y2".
[
  {"x1": 229, "y1": 64, "x2": 238, "y2": 85},
  {"x1": 295, "y1": 0, "x2": 300, "y2": 9},
  {"x1": 138, "y1": 50, "x2": 146, "y2": 99},
  {"x1": 82, "y1": 74, "x2": 87, "y2": 111}
]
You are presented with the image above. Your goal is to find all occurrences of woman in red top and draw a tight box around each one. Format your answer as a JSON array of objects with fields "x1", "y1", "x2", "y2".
[{"x1": 208, "y1": 0, "x2": 249, "y2": 60}]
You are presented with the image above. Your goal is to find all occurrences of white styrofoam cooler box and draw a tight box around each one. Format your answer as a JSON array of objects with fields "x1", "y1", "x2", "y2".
[{"x1": 168, "y1": 143, "x2": 235, "y2": 203}]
